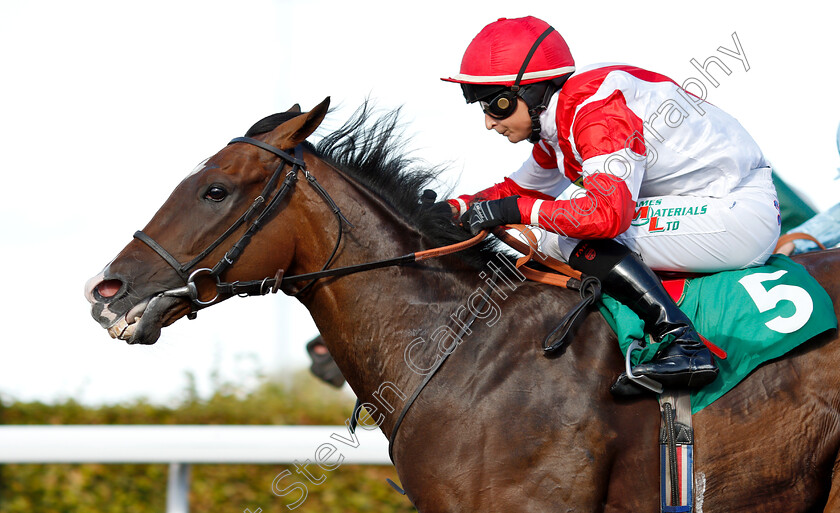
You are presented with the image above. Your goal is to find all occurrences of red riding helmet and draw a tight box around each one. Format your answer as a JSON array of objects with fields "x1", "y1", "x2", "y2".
[
  {"x1": 442, "y1": 16, "x2": 575, "y2": 108},
  {"x1": 442, "y1": 17, "x2": 575, "y2": 142}
]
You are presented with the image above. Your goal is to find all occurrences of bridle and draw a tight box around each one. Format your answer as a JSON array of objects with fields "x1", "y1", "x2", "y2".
[
  {"x1": 129, "y1": 134, "x2": 598, "y2": 478},
  {"x1": 133, "y1": 136, "x2": 490, "y2": 313},
  {"x1": 133, "y1": 136, "x2": 351, "y2": 310}
]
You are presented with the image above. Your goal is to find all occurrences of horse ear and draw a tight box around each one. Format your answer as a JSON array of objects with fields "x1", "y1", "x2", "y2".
[
  {"x1": 286, "y1": 103, "x2": 302, "y2": 114},
  {"x1": 268, "y1": 97, "x2": 330, "y2": 149}
]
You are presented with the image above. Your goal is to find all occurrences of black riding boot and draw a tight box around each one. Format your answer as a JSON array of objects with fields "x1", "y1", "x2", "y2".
[{"x1": 569, "y1": 239, "x2": 718, "y2": 391}]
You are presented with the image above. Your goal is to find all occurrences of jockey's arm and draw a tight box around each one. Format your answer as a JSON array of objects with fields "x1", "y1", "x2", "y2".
[
  {"x1": 518, "y1": 169, "x2": 637, "y2": 239},
  {"x1": 446, "y1": 151, "x2": 570, "y2": 216},
  {"x1": 449, "y1": 152, "x2": 641, "y2": 240}
]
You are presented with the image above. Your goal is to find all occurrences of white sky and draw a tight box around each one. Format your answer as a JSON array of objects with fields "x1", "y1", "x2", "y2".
[{"x1": 2, "y1": 0, "x2": 839, "y2": 405}]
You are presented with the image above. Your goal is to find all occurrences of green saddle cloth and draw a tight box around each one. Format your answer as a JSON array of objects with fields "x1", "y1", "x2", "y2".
[{"x1": 599, "y1": 254, "x2": 837, "y2": 413}]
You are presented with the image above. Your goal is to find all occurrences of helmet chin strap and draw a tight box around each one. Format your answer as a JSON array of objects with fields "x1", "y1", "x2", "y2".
[
  {"x1": 500, "y1": 26, "x2": 554, "y2": 144},
  {"x1": 528, "y1": 109, "x2": 543, "y2": 143},
  {"x1": 504, "y1": 25, "x2": 566, "y2": 144},
  {"x1": 525, "y1": 73, "x2": 570, "y2": 143}
]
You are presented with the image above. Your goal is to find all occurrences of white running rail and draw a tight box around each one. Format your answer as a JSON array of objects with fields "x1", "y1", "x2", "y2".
[{"x1": 0, "y1": 425, "x2": 392, "y2": 513}]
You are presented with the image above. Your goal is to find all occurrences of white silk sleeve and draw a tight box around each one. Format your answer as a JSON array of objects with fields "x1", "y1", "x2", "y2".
[{"x1": 509, "y1": 154, "x2": 572, "y2": 199}]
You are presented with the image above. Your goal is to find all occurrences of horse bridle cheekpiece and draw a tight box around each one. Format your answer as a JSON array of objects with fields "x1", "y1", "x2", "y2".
[
  {"x1": 133, "y1": 136, "x2": 351, "y2": 312},
  {"x1": 129, "y1": 134, "x2": 596, "y2": 473},
  {"x1": 133, "y1": 135, "x2": 496, "y2": 316}
]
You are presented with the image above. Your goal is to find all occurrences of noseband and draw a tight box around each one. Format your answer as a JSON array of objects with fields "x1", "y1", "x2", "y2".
[
  {"x1": 133, "y1": 136, "x2": 350, "y2": 310},
  {"x1": 128, "y1": 137, "x2": 568, "y2": 474},
  {"x1": 133, "y1": 136, "x2": 494, "y2": 316}
]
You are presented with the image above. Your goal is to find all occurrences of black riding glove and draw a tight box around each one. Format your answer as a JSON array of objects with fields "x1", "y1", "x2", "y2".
[{"x1": 460, "y1": 196, "x2": 521, "y2": 235}]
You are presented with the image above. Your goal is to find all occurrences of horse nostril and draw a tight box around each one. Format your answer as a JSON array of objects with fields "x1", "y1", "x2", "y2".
[{"x1": 96, "y1": 279, "x2": 123, "y2": 299}]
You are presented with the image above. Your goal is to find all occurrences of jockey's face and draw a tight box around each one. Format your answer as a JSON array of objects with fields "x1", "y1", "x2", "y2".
[{"x1": 484, "y1": 100, "x2": 531, "y2": 143}]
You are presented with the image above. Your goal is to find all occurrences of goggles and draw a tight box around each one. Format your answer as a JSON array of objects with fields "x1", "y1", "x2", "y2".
[{"x1": 479, "y1": 89, "x2": 519, "y2": 120}]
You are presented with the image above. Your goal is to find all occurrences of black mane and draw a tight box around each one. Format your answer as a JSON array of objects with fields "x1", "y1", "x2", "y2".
[{"x1": 245, "y1": 102, "x2": 505, "y2": 268}]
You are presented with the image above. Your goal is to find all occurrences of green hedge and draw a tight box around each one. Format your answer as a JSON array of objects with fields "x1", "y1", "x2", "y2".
[{"x1": 0, "y1": 372, "x2": 416, "y2": 512}]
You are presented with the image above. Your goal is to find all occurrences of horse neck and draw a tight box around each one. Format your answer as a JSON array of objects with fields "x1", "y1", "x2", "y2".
[{"x1": 285, "y1": 156, "x2": 482, "y2": 428}]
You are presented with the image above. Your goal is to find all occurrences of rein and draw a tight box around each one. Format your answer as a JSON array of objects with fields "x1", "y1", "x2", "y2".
[
  {"x1": 133, "y1": 137, "x2": 495, "y2": 311},
  {"x1": 134, "y1": 137, "x2": 352, "y2": 307},
  {"x1": 387, "y1": 272, "x2": 499, "y2": 465},
  {"x1": 218, "y1": 229, "x2": 492, "y2": 297},
  {"x1": 132, "y1": 136, "x2": 598, "y2": 484},
  {"x1": 775, "y1": 232, "x2": 827, "y2": 252}
]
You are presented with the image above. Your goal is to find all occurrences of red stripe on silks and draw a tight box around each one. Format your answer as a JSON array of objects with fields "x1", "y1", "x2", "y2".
[
  {"x1": 553, "y1": 65, "x2": 678, "y2": 180},
  {"x1": 522, "y1": 175, "x2": 635, "y2": 239},
  {"x1": 572, "y1": 90, "x2": 646, "y2": 162},
  {"x1": 532, "y1": 141, "x2": 557, "y2": 169},
  {"x1": 455, "y1": 177, "x2": 555, "y2": 206}
]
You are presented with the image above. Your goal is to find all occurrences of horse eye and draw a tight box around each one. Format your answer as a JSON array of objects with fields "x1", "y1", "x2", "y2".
[{"x1": 204, "y1": 185, "x2": 228, "y2": 202}]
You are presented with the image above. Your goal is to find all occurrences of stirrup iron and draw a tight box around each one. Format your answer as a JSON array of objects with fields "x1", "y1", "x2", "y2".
[{"x1": 626, "y1": 340, "x2": 664, "y2": 394}]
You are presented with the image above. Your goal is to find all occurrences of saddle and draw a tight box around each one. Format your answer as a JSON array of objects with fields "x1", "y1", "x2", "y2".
[
  {"x1": 305, "y1": 226, "x2": 835, "y2": 512},
  {"x1": 493, "y1": 226, "x2": 836, "y2": 513}
]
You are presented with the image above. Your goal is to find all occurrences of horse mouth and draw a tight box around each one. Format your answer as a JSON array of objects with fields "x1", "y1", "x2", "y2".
[{"x1": 107, "y1": 295, "x2": 189, "y2": 345}]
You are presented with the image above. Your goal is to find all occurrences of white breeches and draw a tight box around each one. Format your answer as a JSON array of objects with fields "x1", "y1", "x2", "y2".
[{"x1": 540, "y1": 168, "x2": 781, "y2": 272}]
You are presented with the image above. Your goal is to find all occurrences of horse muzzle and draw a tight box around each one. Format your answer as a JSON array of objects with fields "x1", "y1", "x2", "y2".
[{"x1": 84, "y1": 270, "x2": 190, "y2": 345}]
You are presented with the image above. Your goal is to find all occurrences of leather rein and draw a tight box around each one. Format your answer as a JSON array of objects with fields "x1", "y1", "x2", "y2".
[
  {"x1": 133, "y1": 136, "x2": 491, "y2": 312},
  {"x1": 132, "y1": 136, "x2": 595, "y2": 477}
]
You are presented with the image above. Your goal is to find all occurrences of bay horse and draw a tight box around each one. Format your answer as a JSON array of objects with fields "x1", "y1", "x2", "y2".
[{"x1": 85, "y1": 98, "x2": 840, "y2": 512}]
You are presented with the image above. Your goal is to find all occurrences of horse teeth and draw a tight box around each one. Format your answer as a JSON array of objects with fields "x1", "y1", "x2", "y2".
[
  {"x1": 121, "y1": 323, "x2": 137, "y2": 339},
  {"x1": 108, "y1": 318, "x2": 129, "y2": 339}
]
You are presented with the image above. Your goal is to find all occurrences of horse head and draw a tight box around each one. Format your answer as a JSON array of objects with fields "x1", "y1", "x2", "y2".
[{"x1": 84, "y1": 98, "x2": 331, "y2": 345}]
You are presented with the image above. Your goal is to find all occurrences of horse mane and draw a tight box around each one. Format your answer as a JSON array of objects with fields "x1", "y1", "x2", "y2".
[{"x1": 245, "y1": 102, "x2": 507, "y2": 269}]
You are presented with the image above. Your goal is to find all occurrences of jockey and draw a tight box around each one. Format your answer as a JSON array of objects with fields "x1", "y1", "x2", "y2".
[{"x1": 442, "y1": 16, "x2": 781, "y2": 392}]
